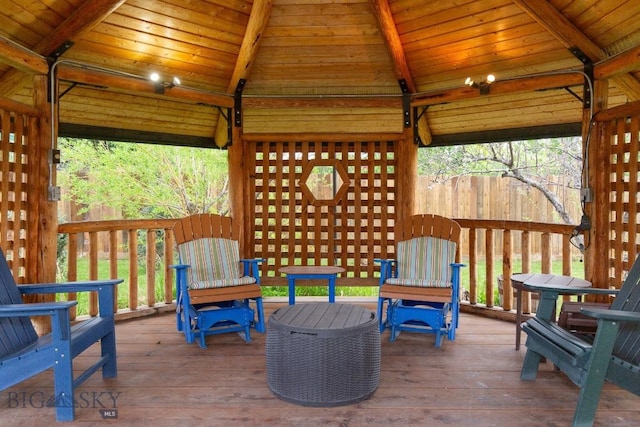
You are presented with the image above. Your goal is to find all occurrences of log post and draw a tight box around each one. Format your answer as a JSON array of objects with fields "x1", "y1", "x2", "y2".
[{"x1": 27, "y1": 74, "x2": 58, "y2": 334}]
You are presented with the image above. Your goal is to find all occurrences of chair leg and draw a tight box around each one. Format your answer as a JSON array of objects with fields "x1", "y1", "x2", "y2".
[
  {"x1": 52, "y1": 345, "x2": 75, "y2": 421},
  {"x1": 101, "y1": 330, "x2": 117, "y2": 378},
  {"x1": 254, "y1": 297, "x2": 266, "y2": 333},
  {"x1": 377, "y1": 297, "x2": 387, "y2": 333},
  {"x1": 520, "y1": 349, "x2": 543, "y2": 381}
]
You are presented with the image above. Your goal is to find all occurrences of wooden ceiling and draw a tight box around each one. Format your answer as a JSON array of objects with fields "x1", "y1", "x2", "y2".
[{"x1": 1, "y1": 0, "x2": 639, "y2": 147}]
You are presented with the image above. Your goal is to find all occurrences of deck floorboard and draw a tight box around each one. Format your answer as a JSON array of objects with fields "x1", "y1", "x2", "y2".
[{"x1": 2, "y1": 300, "x2": 639, "y2": 426}]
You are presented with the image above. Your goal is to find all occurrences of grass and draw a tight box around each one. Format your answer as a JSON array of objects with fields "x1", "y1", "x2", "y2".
[{"x1": 60, "y1": 257, "x2": 586, "y2": 315}]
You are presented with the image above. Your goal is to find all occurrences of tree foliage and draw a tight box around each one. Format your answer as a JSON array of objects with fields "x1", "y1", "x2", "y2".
[
  {"x1": 417, "y1": 137, "x2": 583, "y2": 224},
  {"x1": 57, "y1": 139, "x2": 229, "y2": 219}
]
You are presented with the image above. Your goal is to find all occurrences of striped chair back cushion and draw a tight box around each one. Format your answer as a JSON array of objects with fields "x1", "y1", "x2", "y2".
[
  {"x1": 386, "y1": 236, "x2": 457, "y2": 288},
  {"x1": 178, "y1": 238, "x2": 256, "y2": 289}
]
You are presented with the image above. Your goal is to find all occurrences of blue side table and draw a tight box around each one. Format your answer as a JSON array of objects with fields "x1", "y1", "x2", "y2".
[{"x1": 278, "y1": 266, "x2": 345, "y2": 305}]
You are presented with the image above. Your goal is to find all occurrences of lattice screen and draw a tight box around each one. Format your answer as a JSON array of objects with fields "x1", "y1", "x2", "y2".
[
  {"x1": 606, "y1": 111, "x2": 640, "y2": 287},
  {"x1": 0, "y1": 109, "x2": 31, "y2": 283},
  {"x1": 251, "y1": 140, "x2": 396, "y2": 285}
]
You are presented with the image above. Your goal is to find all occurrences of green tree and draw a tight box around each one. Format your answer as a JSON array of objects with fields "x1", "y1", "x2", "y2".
[
  {"x1": 418, "y1": 137, "x2": 583, "y2": 224},
  {"x1": 57, "y1": 139, "x2": 229, "y2": 219}
]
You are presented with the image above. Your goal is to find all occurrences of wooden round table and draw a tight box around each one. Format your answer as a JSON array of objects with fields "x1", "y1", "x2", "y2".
[{"x1": 511, "y1": 273, "x2": 591, "y2": 350}]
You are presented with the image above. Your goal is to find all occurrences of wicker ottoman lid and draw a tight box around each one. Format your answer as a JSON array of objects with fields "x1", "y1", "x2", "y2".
[{"x1": 269, "y1": 303, "x2": 376, "y2": 338}]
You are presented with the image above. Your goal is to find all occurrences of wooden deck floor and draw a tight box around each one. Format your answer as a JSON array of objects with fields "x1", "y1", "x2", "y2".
[{"x1": 3, "y1": 299, "x2": 640, "y2": 426}]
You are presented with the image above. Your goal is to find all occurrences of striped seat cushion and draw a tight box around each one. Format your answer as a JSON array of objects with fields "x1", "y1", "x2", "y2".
[
  {"x1": 178, "y1": 238, "x2": 256, "y2": 289},
  {"x1": 386, "y1": 236, "x2": 456, "y2": 288}
]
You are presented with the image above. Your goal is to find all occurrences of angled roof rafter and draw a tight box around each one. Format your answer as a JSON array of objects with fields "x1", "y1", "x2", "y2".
[
  {"x1": 0, "y1": 0, "x2": 126, "y2": 97},
  {"x1": 513, "y1": 0, "x2": 640, "y2": 100}
]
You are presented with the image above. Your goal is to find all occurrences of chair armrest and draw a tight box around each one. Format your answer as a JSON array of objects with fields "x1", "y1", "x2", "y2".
[
  {"x1": 581, "y1": 307, "x2": 640, "y2": 323},
  {"x1": 374, "y1": 258, "x2": 396, "y2": 285},
  {"x1": 17, "y1": 280, "x2": 121, "y2": 318},
  {"x1": 240, "y1": 259, "x2": 265, "y2": 284},
  {"x1": 17, "y1": 279, "x2": 122, "y2": 295},
  {"x1": 0, "y1": 301, "x2": 77, "y2": 317}
]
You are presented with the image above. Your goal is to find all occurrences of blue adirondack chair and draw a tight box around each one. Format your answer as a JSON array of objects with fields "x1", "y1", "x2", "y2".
[
  {"x1": 376, "y1": 214, "x2": 465, "y2": 347},
  {"x1": 0, "y1": 248, "x2": 122, "y2": 421},
  {"x1": 172, "y1": 214, "x2": 265, "y2": 349},
  {"x1": 520, "y1": 254, "x2": 640, "y2": 427}
]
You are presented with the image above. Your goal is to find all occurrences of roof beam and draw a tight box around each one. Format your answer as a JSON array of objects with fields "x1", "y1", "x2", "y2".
[
  {"x1": 0, "y1": 37, "x2": 49, "y2": 75},
  {"x1": 368, "y1": 0, "x2": 428, "y2": 144},
  {"x1": 0, "y1": 0, "x2": 126, "y2": 96},
  {"x1": 595, "y1": 45, "x2": 640, "y2": 78},
  {"x1": 412, "y1": 73, "x2": 583, "y2": 107},
  {"x1": 57, "y1": 65, "x2": 233, "y2": 107},
  {"x1": 513, "y1": 0, "x2": 640, "y2": 100},
  {"x1": 368, "y1": 0, "x2": 415, "y2": 92},
  {"x1": 214, "y1": 0, "x2": 273, "y2": 146}
]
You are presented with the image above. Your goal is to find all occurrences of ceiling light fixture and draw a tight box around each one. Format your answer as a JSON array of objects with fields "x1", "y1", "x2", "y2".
[
  {"x1": 149, "y1": 72, "x2": 181, "y2": 94},
  {"x1": 465, "y1": 74, "x2": 495, "y2": 94}
]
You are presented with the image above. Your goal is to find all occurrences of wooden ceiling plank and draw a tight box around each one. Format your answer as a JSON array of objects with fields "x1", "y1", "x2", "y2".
[
  {"x1": 513, "y1": 0, "x2": 602, "y2": 60},
  {"x1": 514, "y1": 0, "x2": 640, "y2": 100},
  {"x1": 33, "y1": 0, "x2": 127, "y2": 57},
  {"x1": 0, "y1": 0, "x2": 126, "y2": 97}
]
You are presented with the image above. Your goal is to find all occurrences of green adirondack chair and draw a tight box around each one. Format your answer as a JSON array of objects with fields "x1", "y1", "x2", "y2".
[{"x1": 520, "y1": 255, "x2": 640, "y2": 427}]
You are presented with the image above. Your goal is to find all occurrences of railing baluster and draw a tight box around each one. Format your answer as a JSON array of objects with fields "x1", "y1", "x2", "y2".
[
  {"x1": 164, "y1": 228, "x2": 174, "y2": 304},
  {"x1": 486, "y1": 229, "x2": 494, "y2": 308},
  {"x1": 67, "y1": 231, "x2": 78, "y2": 320},
  {"x1": 109, "y1": 230, "x2": 118, "y2": 313},
  {"x1": 128, "y1": 229, "x2": 138, "y2": 310},
  {"x1": 146, "y1": 230, "x2": 156, "y2": 307},
  {"x1": 89, "y1": 231, "x2": 98, "y2": 316},
  {"x1": 521, "y1": 231, "x2": 532, "y2": 313},
  {"x1": 502, "y1": 229, "x2": 512, "y2": 311},
  {"x1": 468, "y1": 227, "x2": 477, "y2": 305}
]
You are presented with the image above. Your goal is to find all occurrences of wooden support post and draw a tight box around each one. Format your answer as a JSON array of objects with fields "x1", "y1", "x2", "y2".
[
  {"x1": 586, "y1": 79, "x2": 609, "y2": 291},
  {"x1": 27, "y1": 74, "x2": 58, "y2": 334},
  {"x1": 228, "y1": 125, "x2": 247, "y2": 255},
  {"x1": 395, "y1": 126, "x2": 416, "y2": 221}
]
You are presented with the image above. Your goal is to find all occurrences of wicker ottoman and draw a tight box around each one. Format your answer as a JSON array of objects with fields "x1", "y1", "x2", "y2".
[{"x1": 266, "y1": 303, "x2": 380, "y2": 407}]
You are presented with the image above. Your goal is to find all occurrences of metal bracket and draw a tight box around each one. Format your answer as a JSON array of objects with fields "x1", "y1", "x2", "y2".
[
  {"x1": 399, "y1": 79, "x2": 411, "y2": 128},
  {"x1": 568, "y1": 47, "x2": 594, "y2": 110},
  {"x1": 413, "y1": 106, "x2": 428, "y2": 145},
  {"x1": 234, "y1": 79, "x2": 246, "y2": 127}
]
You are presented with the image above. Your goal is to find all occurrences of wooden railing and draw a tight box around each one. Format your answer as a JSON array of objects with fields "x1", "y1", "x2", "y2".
[{"x1": 57, "y1": 218, "x2": 579, "y2": 321}]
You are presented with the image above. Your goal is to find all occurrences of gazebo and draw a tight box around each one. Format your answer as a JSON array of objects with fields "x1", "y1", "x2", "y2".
[
  {"x1": 2, "y1": 2, "x2": 640, "y2": 425},
  {"x1": 0, "y1": 0, "x2": 639, "y2": 312}
]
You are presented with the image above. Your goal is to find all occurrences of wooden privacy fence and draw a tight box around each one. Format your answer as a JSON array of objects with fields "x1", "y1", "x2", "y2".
[
  {"x1": 416, "y1": 175, "x2": 582, "y2": 260},
  {"x1": 56, "y1": 218, "x2": 577, "y2": 321}
]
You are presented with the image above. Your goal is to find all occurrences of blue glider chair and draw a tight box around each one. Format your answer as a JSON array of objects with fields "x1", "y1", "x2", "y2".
[
  {"x1": 377, "y1": 214, "x2": 464, "y2": 347},
  {"x1": 172, "y1": 214, "x2": 265, "y2": 348}
]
